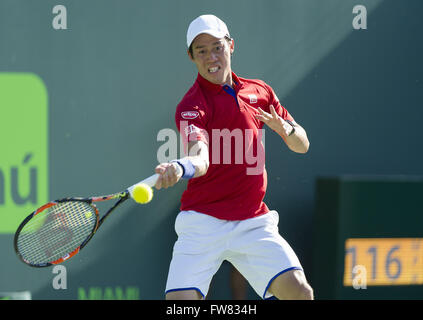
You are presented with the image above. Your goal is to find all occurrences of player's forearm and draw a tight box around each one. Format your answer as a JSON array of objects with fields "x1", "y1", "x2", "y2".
[
  {"x1": 177, "y1": 140, "x2": 209, "y2": 178},
  {"x1": 185, "y1": 155, "x2": 209, "y2": 178},
  {"x1": 277, "y1": 124, "x2": 310, "y2": 154},
  {"x1": 185, "y1": 141, "x2": 210, "y2": 178}
]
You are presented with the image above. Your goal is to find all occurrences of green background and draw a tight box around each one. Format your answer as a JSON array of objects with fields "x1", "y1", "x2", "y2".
[
  {"x1": 0, "y1": 0, "x2": 422, "y2": 299},
  {"x1": 0, "y1": 73, "x2": 48, "y2": 233}
]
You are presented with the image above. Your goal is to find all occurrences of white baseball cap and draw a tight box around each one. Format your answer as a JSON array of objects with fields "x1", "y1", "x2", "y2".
[{"x1": 186, "y1": 15, "x2": 230, "y2": 48}]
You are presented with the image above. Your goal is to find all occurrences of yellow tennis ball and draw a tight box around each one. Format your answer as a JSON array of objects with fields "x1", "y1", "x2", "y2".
[
  {"x1": 85, "y1": 211, "x2": 93, "y2": 219},
  {"x1": 132, "y1": 183, "x2": 153, "y2": 204}
]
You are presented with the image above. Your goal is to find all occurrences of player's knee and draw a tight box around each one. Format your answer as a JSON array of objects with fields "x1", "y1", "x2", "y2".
[
  {"x1": 283, "y1": 281, "x2": 313, "y2": 300},
  {"x1": 279, "y1": 281, "x2": 313, "y2": 300},
  {"x1": 269, "y1": 269, "x2": 314, "y2": 300},
  {"x1": 166, "y1": 289, "x2": 203, "y2": 300},
  {"x1": 297, "y1": 282, "x2": 314, "y2": 300}
]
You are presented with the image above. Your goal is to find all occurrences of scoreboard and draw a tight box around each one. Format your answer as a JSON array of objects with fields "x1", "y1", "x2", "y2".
[
  {"x1": 344, "y1": 238, "x2": 423, "y2": 286},
  {"x1": 312, "y1": 176, "x2": 423, "y2": 299}
]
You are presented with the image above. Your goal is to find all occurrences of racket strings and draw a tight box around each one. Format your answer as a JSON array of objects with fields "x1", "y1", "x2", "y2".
[{"x1": 16, "y1": 201, "x2": 97, "y2": 265}]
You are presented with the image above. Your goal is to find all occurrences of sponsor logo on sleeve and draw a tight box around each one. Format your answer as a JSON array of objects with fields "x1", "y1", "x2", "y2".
[{"x1": 184, "y1": 124, "x2": 201, "y2": 137}]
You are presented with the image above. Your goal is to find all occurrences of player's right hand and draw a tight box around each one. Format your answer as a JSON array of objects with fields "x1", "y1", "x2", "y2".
[{"x1": 154, "y1": 162, "x2": 183, "y2": 189}]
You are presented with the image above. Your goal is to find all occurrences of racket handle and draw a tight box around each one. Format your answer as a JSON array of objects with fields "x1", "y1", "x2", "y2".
[{"x1": 128, "y1": 173, "x2": 159, "y2": 193}]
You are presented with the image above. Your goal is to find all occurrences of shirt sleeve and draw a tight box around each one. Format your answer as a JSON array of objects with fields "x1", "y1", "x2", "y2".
[
  {"x1": 175, "y1": 103, "x2": 209, "y2": 155},
  {"x1": 265, "y1": 84, "x2": 294, "y2": 122}
]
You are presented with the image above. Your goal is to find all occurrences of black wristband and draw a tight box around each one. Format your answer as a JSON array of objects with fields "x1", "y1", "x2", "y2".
[{"x1": 285, "y1": 120, "x2": 296, "y2": 136}]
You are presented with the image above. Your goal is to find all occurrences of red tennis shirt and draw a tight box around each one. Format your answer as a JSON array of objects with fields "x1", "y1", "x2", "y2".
[{"x1": 175, "y1": 72, "x2": 294, "y2": 221}]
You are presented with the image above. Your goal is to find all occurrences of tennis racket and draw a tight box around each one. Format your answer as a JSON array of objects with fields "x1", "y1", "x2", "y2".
[{"x1": 14, "y1": 174, "x2": 159, "y2": 267}]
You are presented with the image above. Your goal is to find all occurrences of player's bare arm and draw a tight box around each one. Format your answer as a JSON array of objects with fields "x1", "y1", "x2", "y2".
[
  {"x1": 155, "y1": 140, "x2": 209, "y2": 189},
  {"x1": 255, "y1": 105, "x2": 310, "y2": 154}
]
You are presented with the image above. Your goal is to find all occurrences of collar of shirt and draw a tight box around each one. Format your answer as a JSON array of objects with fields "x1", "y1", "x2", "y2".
[{"x1": 196, "y1": 71, "x2": 243, "y2": 95}]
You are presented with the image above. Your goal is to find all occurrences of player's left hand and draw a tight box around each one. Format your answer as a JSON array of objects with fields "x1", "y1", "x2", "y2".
[{"x1": 255, "y1": 105, "x2": 294, "y2": 137}]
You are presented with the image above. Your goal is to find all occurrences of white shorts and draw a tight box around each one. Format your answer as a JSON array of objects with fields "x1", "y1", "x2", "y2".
[{"x1": 165, "y1": 210, "x2": 303, "y2": 299}]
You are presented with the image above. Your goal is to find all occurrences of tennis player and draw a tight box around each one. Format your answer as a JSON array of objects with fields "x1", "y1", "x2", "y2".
[{"x1": 155, "y1": 14, "x2": 313, "y2": 300}]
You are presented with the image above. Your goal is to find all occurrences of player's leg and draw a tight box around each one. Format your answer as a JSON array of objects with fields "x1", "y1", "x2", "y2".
[
  {"x1": 166, "y1": 289, "x2": 203, "y2": 300},
  {"x1": 230, "y1": 264, "x2": 248, "y2": 300},
  {"x1": 226, "y1": 210, "x2": 312, "y2": 300},
  {"x1": 268, "y1": 268, "x2": 313, "y2": 300},
  {"x1": 165, "y1": 247, "x2": 220, "y2": 300},
  {"x1": 165, "y1": 211, "x2": 226, "y2": 300}
]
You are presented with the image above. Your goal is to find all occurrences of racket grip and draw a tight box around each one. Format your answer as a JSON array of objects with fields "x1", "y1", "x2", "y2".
[
  {"x1": 128, "y1": 173, "x2": 159, "y2": 193},
  {"x1": 140, "y1": 173, "x2": 159, "y2": 187}
]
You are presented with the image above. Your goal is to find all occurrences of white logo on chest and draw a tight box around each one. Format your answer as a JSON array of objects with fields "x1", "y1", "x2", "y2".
[{"x1": 248, "y1": 94, "x2": 257, "y2": 104}]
